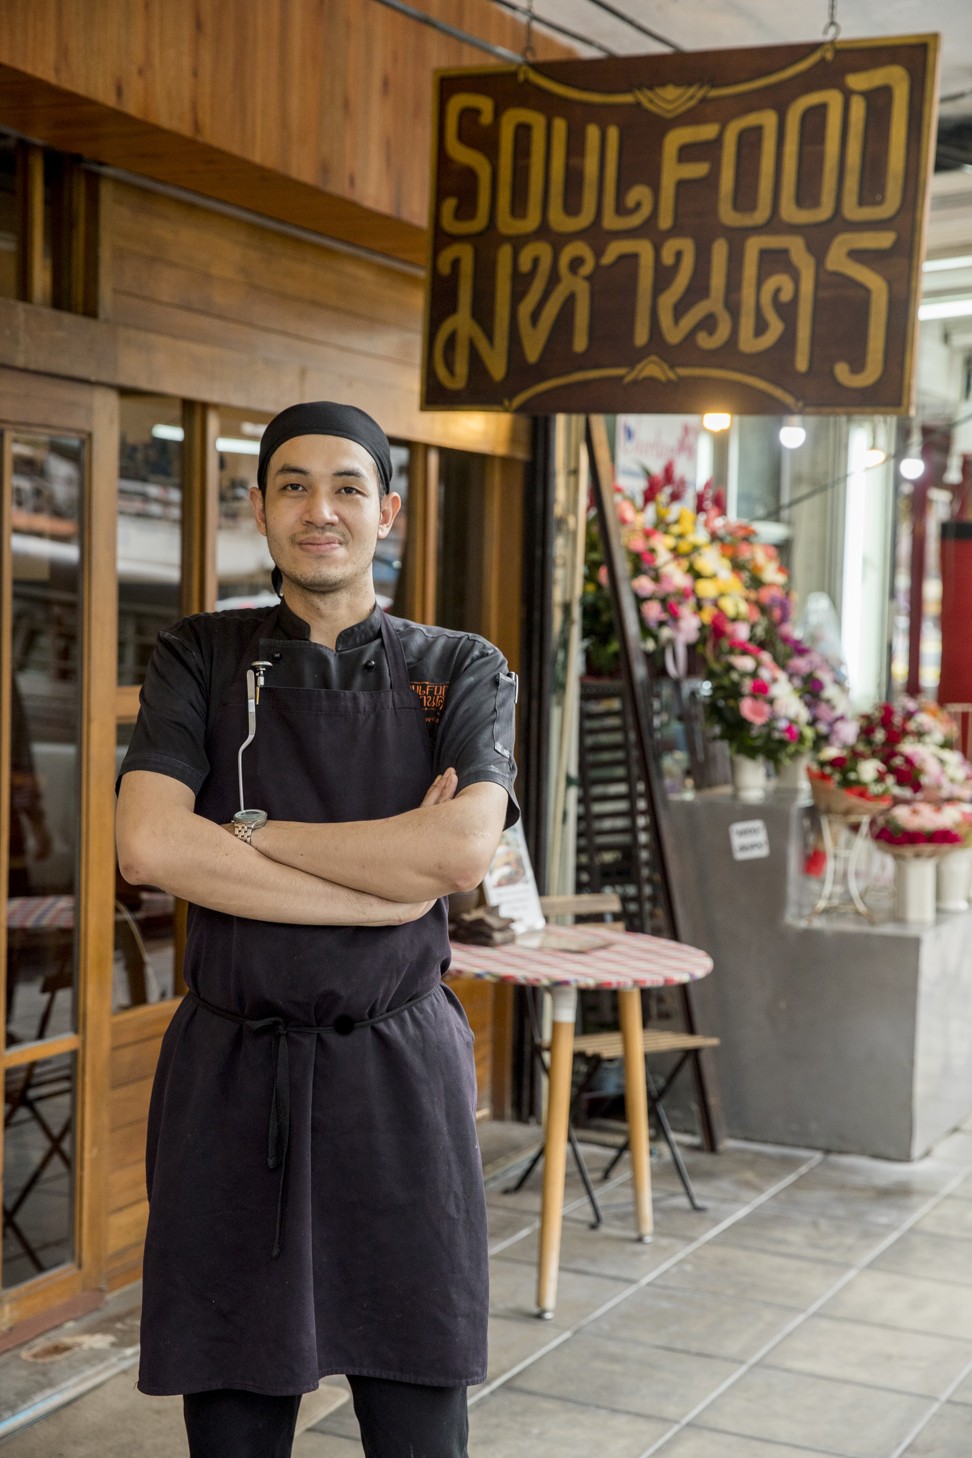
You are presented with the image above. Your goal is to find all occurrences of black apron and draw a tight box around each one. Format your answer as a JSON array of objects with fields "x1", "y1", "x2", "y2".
[{"x1": 137, "y1": 609, "x2": 489, "y2": 1397}]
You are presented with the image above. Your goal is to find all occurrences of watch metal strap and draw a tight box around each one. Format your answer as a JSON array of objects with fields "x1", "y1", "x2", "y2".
[{"x1": 234, "y1": 822, "x2": 254, "y2": 844}]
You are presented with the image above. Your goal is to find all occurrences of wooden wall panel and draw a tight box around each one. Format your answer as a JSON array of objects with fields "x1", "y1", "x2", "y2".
[
  {"x1": 106, "y1": 1003, "x2": 176, "y2": 1270},
  {"x1": 0, "y1": 1, "x2": 572, "y2": 259},
  {"x1": 0, "y1": 177, "x2": 532, "y2": 457}
]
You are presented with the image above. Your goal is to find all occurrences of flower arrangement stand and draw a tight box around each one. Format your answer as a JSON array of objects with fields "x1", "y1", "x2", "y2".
[{"x1": 809, "y1": 813, "x2": 874, "y2": 921}]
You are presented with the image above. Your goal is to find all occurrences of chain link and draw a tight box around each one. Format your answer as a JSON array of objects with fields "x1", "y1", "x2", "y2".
[{"x1": 823, "y1": 0, "x2": 841, "y2": 42}]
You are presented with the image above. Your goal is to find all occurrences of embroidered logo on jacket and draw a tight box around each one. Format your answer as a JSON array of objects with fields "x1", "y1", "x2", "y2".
[{"x1": 411, "y1": 680, "x2": 448, "y2": 729}]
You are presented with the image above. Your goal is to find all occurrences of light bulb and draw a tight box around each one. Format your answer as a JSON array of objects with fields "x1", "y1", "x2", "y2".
[
  {"x1": 702, "y1": 412, "x2": 731, "y2": 432},
  {"x1": 779, "y1": 425, "x2": 806, "y2": 449},
  {"x1": 899, "y1": 456, "x2": 925, "y2": 481},
  {"x1": 863, "y1": 447, "x2": 887, "y2": 468}
]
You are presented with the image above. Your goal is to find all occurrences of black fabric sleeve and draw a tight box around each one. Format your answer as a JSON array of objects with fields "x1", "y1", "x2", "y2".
[
  {"x1": 116, "y1": 623, "x2": 212, "y2": 796},
  {"x1": 434, "y1": 640, "x2": 520, "y2": 828}
]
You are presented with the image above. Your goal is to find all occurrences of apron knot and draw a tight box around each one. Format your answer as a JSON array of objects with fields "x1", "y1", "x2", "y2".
[{"x1": 187, "y1": 984, "x2": 441, "y2": 1259}]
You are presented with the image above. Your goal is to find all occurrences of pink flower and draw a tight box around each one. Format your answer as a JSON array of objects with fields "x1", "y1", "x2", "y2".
[
  {"x1": 740, "y1": 697, "x2": 771, "y2": 726},
  {"x1": 751, "y1": 678, "x2": 769, "y2": 696},
  {"x1": 630, "y1": 574, "x2": 655, "y2": 598},
  {"x1": 640, "y1": 599, "x2": 664, "y2": 626},
  {"x1": 783, "y1": 723, "x2": 800, "y2": 742},
  {"x1": 616, "y1": 498, "x2": 637, "y2": 526}
]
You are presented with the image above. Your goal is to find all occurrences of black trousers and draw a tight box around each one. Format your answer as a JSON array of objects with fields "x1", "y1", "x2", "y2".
[{"x1": 183, "y1": 1377, "x2": 469, "y2": 1458}]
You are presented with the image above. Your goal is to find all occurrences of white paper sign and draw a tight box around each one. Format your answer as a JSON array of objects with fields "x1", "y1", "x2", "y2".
[
  {"x1": 615, "y1": 414, "x2": 701, "y2": 496},
  {"x1": 729, "y1": 820, "x2": 770, "y2": 862},
  {"x1": 481, "y1": 823, "x2": 546, "y2": 934}
]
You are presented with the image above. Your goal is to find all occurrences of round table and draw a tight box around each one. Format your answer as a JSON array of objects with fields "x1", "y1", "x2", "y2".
[{"x1": 447, "y1": 923, "x2": 713, "y2": 1317}]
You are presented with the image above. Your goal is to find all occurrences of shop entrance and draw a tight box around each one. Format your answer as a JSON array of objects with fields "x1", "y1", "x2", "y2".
[{"x1": 1, "y1": 371, "x2": 118, "y2": 1341}]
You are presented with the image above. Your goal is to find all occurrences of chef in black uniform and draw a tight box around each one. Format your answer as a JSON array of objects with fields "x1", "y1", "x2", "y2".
[{"x1": 115, "y1": 402, "x2": 518, "y2": 1458}]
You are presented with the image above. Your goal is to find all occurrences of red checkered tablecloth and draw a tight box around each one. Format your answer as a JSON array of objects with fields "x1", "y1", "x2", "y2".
[{"x1": 448, "y1": 923, "x2": 712, "y2": 990}]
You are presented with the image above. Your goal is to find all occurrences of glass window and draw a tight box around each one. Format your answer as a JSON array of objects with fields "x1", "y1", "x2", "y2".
[
  {"x1": 733, "y1": 417, "x2": 783, "y2": 523},
  {"x1": 216, "y1": 408, "x2": 274, "y2": 610},
  {"x1": 6, "y1": 433, "x2": 84, "y2": 1048},
  {"x1": 3, "y1": 1053, "x2": 76, "y2": 1289},
  {"x1": 113, "y1": 724, "x2": 178, "y2": 1010},
  {"x1": 117, "y1": 394, "x2": 184, "y2": 684}
]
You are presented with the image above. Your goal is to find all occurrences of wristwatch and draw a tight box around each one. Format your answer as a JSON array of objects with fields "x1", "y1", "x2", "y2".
[{"x1": 232, "y1": 809, "x2": 268, "y2": 844}]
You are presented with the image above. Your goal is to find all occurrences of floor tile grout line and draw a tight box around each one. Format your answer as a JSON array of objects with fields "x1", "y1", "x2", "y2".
[
  {"x1": 887, "y1": 1346, "x2": 972, "y2": 1457},
  {"x1": 485, "y1": 1165, "x2": 647, "y2": 1257},
  {"x1": 633, "y1": 1154, "x2": 972, "y2": 1458},
  {"x1": 469, "y1": 1152, "x2": 825, "y2": 1406}
]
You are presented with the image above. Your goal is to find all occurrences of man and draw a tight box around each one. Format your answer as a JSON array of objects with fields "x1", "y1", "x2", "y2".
[{"x1": 116, "y1": 401, "x2": 518, "y2": 1458}]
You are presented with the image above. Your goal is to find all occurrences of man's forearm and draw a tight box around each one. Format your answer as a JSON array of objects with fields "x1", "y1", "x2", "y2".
[
  {"x1": 250, "y1": 789, "x2": 504, "y2": 902},
  {"x1": 119, "y1": 800, "x2": 418, "y2": 925}
]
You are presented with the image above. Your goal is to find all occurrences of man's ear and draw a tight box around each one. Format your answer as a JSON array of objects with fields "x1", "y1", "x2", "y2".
[
  {"x1": 377, "y1": 491, "x2": 402, "y2": 539},
  {"x1": 249, "y1": 486, "x2": 268, "y2": 538}
]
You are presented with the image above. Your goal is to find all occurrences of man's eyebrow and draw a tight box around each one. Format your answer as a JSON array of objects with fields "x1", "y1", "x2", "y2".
[
  {"x1": 271, "y1": 464, "x2": 370, "y2": 480},
  {"x1": 272, "y1": 463, "x2": 311, "y2": 478}
]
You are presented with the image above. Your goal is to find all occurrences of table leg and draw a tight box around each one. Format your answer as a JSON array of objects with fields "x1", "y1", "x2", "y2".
[
  {"x1": 618, "y1": 987, "x2": 654, "y2": 1242},
  {"x1": 536, "y1": 984, "x2": 577, "y2": 1319}
]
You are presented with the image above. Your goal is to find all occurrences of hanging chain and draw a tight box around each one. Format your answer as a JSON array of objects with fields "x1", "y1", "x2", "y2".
[
  {"x1": 523, "y1": 0, "x2": 536, "y2": 62},
  {"x1": 823, "y1": 0, "x2": 841, "y2": 42}
]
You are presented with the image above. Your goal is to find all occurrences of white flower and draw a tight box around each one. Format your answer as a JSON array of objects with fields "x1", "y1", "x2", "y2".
[{"x1": 857, "y1": 759, "x2": 883, "y2": 784}]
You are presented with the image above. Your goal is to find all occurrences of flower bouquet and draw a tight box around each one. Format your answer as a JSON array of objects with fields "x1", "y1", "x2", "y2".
[
  {"x1": 810, "y1": 744, "x2": 895, "y2": 819},
  {"x1": 704, "y1": 639, "x2": 812, "y2": 767},
  {"x1": 872, "y1": 802, "x2": 972, "y2": 859}
]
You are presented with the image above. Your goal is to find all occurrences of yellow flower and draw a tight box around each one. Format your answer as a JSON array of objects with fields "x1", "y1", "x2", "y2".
[
  {"x1": 662, "y1": 534, "x2": 676, "y2": 550},
  {"x1": 717, "y1": 593, "x2": 744, "y2": 616},
  {"x1": 699, "y1": 605, "x2": 716, "y2": 625},
  {"x1": 677, "y1": 506, "x2": 695, "y2": 535},
  {"x1": 695, "y1": 579, "x2": 720, "y2": 600}
]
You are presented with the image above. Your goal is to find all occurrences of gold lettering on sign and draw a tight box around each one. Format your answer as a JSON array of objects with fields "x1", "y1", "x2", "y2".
[
  {"x1": 658, "y1": 123, "x2": 720, "y2": 229},
  {"x1": 738, "y1": 237, "x2": 816, "y2": 371},
  {"x1": 439, "y1": 93, "x2": 494, "y2": 236},
  {"x1": 548, "y1": 118, "x2": 602, "y2": 232},
  {"x1": 433, "y1": 242, "x2": 512, "y2": 388},
  {"x1": 600, "y1": 240, "x2": 655, "y2": 346},
  {"x1": 496, "y1": 108, "x2": 547, "y2": 235},
  {"x1": 718, "y1": 110, "x2": 778, "y2": 227},
  {"x1": 656, "y1": 238, "x2": 732, "y2": 348},
  {"x1": 600, "y1": 125, "x2": 654, "y2": 230},
  {"x1": 841, "y1": 66, "x2": 910, "y2": 222},
  {"x1": 824, "y1": 231, "x2": 897, "y2": 387},
  {"x1": 517, "y1": 241, "x2": 596, "y2": 363},
  {"x1": 779, "y1": 90, "x2": 843, "y2": 225}
]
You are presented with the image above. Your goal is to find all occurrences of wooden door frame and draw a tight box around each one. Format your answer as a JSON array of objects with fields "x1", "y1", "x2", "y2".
[{"x1": 0, "y1": 368, "x2": 118, "y2": 1333}]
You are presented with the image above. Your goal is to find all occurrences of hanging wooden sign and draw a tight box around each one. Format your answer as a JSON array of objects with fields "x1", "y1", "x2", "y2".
[{"x1": 422, "y1": 36, "x2": 939, "y2": 416}]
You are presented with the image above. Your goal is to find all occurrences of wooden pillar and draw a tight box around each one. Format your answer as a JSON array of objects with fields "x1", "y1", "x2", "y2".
[{"x1": 15, "y1": 142, "x2": 46, "y2": 305}]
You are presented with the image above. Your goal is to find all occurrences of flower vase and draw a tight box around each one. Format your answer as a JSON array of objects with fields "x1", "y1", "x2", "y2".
[
  {"x1": 776, "y1": 754, "x2": 810, "y2": 793},
  {"x1": 895, "y1": 857, "x2": 939, "y2": 925},
  {"x1": 731, "y1": 754, "x2": 767, "y2": 802},
  {"x1": 937, "y1": 847, "x2": 972, "y2": 913}
]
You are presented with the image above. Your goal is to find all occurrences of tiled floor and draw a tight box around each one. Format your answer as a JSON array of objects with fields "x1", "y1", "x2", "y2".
[
  {"x1": 7, "y1": 1125, "x2": 972, "y2": 1456},
  {"x1": 301, "y1": 1122, "x2": 972, "y2": 1458}
]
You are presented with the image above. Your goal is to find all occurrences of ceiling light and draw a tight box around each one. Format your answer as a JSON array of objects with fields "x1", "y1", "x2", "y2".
[
  {"x1": 152, "y1": 424, "x2": 185, "y2": 442},
  {"x1": 240, "y1": 421, "x2": 267, "y2": 438},
  {"x1": 899, "y1": 424, "x2": 924, "y2": 481},
  {"x1": 923, "y1": 254, "x2": 972, "y2": 272},
  {"x1": 215, "y1": 436, "x2": 261, "y2": 455},
  {"x1": 779, "y1": 416, "x2": 806, "y2": 450},
  {"x1": 918, "y1": 299, "x2": 972, "y2": 321},
  {"x1": 702, "y1": 412, "x2": 731, "y2": 432},
  {"x1": 863, "y1": 447, "x2": 887, "y2": 468}
]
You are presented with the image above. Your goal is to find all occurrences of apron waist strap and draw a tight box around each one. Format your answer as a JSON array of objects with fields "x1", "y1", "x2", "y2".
[{"x1": 188, "y1": 983, "x2": 442, "y2": 1258}]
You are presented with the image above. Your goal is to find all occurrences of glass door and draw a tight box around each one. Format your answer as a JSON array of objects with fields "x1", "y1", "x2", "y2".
[{"x1": 1, "y1": 372, "x2": 117, "y2": 1333}]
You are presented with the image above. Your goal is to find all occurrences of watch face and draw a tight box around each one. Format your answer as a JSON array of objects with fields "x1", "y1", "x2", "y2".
[{"x1": 233, "y1": 809, "x2": 268, "y2": 828}]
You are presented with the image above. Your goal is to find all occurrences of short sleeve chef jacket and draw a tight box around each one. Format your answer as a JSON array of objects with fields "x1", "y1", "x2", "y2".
[{"x1": 120, "y1": 599, "x2": 520, "y2": 826}]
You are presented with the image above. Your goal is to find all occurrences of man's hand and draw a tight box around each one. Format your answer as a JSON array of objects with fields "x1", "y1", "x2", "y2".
[{"x1": 420, "y1": 768, "x2": 459, "y2": 808}]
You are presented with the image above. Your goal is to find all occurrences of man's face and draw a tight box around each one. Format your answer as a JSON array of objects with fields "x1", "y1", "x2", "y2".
[{"x1": 250, "y1": 433, "x2": 400, "y2": 597}]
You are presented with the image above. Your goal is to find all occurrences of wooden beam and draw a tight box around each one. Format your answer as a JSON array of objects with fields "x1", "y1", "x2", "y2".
[
  {"x1": 181, "y1": 400, "x2": 219, "y2": 615},
  {"x1": 406, "y1": 443, "x2": 440, "y2": 624}
]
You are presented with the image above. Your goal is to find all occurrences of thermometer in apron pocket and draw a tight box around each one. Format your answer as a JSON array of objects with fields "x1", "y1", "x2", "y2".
[{"x1": 232, "y1": 660, "x2": 273, "y2": 842}]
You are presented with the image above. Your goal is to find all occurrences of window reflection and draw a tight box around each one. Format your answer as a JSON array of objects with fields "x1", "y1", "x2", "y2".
[
  {"x1": 216, "y1": 408, "x2": 274, "y2": 610},
  {"x1": 3, "y1": 1054, "x2": 76, "y2": 1288},
  {"x1": 113, "y1": 724, "x2": 178, "y2": 1010},
  {"x1": 117, "y1": 393, "x2": 183, "y2": 684},
  {"x1": 6, "y1": 433, "x2": 83, "y2": 1049}
]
